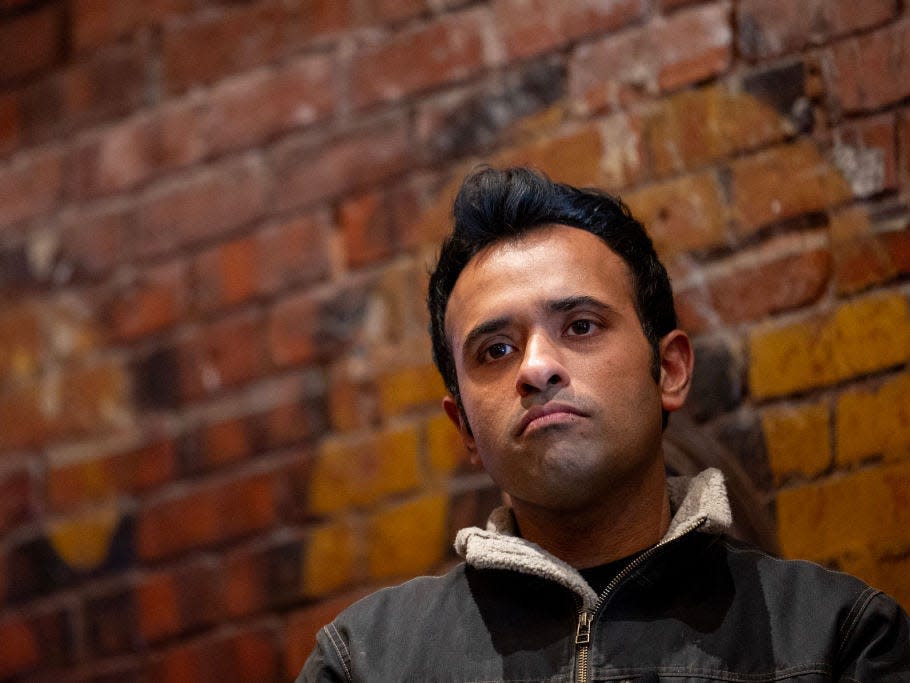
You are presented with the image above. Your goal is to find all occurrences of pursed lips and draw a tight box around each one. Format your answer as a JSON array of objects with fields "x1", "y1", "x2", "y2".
[{"x1": 515, "y1": 403, "x2": 587, "y2": 436}]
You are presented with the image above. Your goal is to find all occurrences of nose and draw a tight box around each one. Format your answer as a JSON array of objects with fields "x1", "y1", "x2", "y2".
[{"x1": 516, "y1": 333, "x2": 569, "y2": 397}]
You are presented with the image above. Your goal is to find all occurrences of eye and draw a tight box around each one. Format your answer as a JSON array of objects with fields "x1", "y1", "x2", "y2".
[
  {"x1": 567, "y1": 319, "x2": 597, "y2": 336},
  {"x1": 482, "y1": 341, "x2": 514, "y2": 361}
]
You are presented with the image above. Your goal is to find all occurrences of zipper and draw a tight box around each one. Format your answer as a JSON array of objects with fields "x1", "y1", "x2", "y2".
[{"x1": 573, "y1": 517, "x2": 707, "y2": 683}]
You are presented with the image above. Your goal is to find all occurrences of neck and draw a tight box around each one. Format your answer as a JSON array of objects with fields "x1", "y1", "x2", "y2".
[{"x1": 509, "y1": 464, "x2": 671, "y2": 569}]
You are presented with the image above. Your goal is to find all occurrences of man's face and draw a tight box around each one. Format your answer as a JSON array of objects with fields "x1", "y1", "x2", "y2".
[{"x1": 443, "y1": 225, "x2": 691, "y2": 512}]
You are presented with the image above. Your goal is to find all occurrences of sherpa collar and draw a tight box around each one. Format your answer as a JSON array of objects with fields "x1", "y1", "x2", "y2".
[{"x1": 453, "y1": 468, "x2": 732, "y2": 611}]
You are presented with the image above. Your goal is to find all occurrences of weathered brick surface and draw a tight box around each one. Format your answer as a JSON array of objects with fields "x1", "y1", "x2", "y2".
[
  {"x1": 136, "y1": 156, "x2": 269, "y2": 257},
  {"x1": 570, "y1": 2, "x2": 731, "y2": 111},
  {"x1": 493, "y1": 0, "x2": 645, "y2": 61},
  {"x1": 643, "y1": 85, "x2": 789, "y2": 178},
  {"x1": 731, "y1": 141, "x2": 852, "y2": 234},
  {"x1": 777, "y1": 462, "x2": 910, "y2": 562},
  {"x1": 138, "y1": 472, "x2": 277, "y2": 560},
  {"x1": 825, "y1": 19, "x2": 910, "y2": 113},
  {"x1": 5, "y1": 0, "x2": 910, "y2": 677},
  {"x1": 836, "y1": 372, "x2": 910, "y2": 466},
  {"x1": 367, "y1": 493, "x2": 448, "y2": 579},
  {"x1": 0, "y1": 146, "x2": 63, "y2": 228},
  {"x1": 307, "y1": 425, "x2": 421, "y2": 515},
  {"x1": 761, "y1": 401, "x2": 831, "y2": 483},
  {"x1": 738, "y1": 0, "x2": 897, "y2": 60},
  {"x1": 624, "y1": 171, "x2": 728, "y2": 256},
  {"x1": 351, "y1": 9, "x2": 488, "y2": 108},
  {"x1": 749, "y1": 293, "x2": 910, "y2": 398},
  {"x1": 162, "y1": 1, "x2": 295, "y2": 93}
]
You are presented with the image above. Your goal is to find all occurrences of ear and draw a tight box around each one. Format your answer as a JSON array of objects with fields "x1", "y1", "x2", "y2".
[
  {"x1": 658, "y1": 330, "x2": 693, "y2": 413},
  {"x1": 442, "y1": 395, "x2": 479, "y2": 463}
]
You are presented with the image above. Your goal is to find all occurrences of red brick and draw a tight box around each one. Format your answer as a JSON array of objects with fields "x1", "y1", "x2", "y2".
[
  {"x1": 350, "y1": 9, "x2": 487, "y2": 108},
  {"x1": 340, "y1": 190, "x2": 397, "y2": 267},
  {"x1": 72, "y1": 0, "x2": 193, "y2": 52},
  {"x1": 20, "y1": 43, "x2": 146, "y2": 143},
  {"x1": 193, "y1": 236, "x2": 259, "y2": 314},
  {"x1": 48, "y1": 441, "x2": 177, "y2": 511},
  {"x1": 0, "y1": 468, "x2": 33, "y2": 535},
  {"x1": 0, "y1": 91, "x2": 21, "y2": 156},
  {"x1": 72, "y1": 115, "x2": 157, "y2": 198},
  {"x1": 137, "y1": 558, "x2": 222, "y2": 643},
  {"x1": 738, "y1": 0, "x2": 897, "y2": 60},
  {"x1": 372, "y1": 0, "x2": 428, "y2": 23},
  {"x1": 257, "y1": 382, "x2": 327, "y2": 451},
  {"x1": 884, "y1": 228, "x2": 910, "y2": 275},
  {"x1": 709, "y1": 246, "x2": 831, "y2": 324},
  {"x1": 299, "y1": 0, "x2": 356, "y2": 39},
  {"x1": 0, "y1": 301, "x2": 43, "y2": 386},
  {"x1": 643, "y1": 84, "x2": 788, "y2": 178},
  {"x1": 107, "y1": 261, "x2": 188, "y2": 341},
  {"x1": 0, "y1": 614, "x2": 39, "y2": 679},
  {"x1": 57, "y1": 361, "x2": 132, "y2": 439},
  {"x1": 0, "y1": 4, "x2": 64, "y2": 83},
  {"x1": 136, "y1": 156, "x2": 268, "y2": 257},
  {"x1": 0, "y1": 146, "x2": 63, "y2": 229},
  {"x1": 178, "y1": 311, "x2": 266, "y2": 400},
  {"x1": 272, "y1": 118, "x2": 410, "y2": 211},
  {"x1": 162, "y1": 0, "x2": 295, "y2": 93},
  {"x1": 138, "y1": 471, "x2": 277, "y2": 560},
  {"x1": 730, "y1": 141, "x2": 852, "y2": 234},
  {"x1": 570, "y1": 3, "x2": 731, "y2": 112},
  {"x1": 624, "y1": 171, "x2": 728, "y2": 257},
  {"x1": 150, "y1": 627, "x2": 279, "y2": 683},
  {"x1": 58, "y1": 203, "x2": 132, "y2": 278},
  {"x1": 826, "y1": 20, "x2": 910, "y2": 113},
  {"x1": 0, "y1": 384, "x2": 47, "y2": 451},
  {"x1": 199, "y1": 416, "x2": 258, "y2": 470},
  {"x1": 832, "y1": 113, "x2": 898, "y2": 199},
  {"x1": 206, "y1": 54, "x2": 337, "y2": 155},
  {"x1": 157, "y1": 97, "x2": 208, "y2": 169},
  {"x1": 258, "y1": 211, "x2": 333, "y2": 294},
  {"x1": 493, "y1": 0, "x2": 645, "y2": 61}
]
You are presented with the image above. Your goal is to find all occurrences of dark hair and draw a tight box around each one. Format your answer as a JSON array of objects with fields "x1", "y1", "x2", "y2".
[{"x1": 428, "y1": 166, "x2": 677, "y2": 406}]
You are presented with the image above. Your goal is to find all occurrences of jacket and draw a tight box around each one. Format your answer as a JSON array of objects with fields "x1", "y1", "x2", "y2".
[{"x1": 298, "y1": 469, "x2": 910, "y2": 682}]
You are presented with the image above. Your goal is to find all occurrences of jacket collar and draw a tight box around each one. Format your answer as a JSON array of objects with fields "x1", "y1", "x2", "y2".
[{"x1": 453, "y1": 468, "x2": 732, "y2": 611}]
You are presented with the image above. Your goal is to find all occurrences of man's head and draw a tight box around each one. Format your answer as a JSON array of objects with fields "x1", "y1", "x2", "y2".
[{"x1": 429, "y1": 166, "x2": 677, "y2": 407}]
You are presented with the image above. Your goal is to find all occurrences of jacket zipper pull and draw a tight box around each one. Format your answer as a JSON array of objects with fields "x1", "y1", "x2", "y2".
[{"x1": 575, "y1": 611, "x2": 592, "y2": 645}]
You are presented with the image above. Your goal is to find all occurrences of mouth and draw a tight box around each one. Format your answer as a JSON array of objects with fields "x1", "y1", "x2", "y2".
[{"x1": 516, "y1": 403, "x2": 587, "y2": 436}]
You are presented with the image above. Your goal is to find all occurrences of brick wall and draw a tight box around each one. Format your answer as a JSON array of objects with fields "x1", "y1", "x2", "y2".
[{"x1": 2, "y1": 0, "x2": 910, "y2": 679}]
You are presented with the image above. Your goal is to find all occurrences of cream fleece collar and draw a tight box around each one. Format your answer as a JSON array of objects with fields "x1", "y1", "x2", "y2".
[{"x1": 453, "y1": 468, "x2": 732, "y2": 611}]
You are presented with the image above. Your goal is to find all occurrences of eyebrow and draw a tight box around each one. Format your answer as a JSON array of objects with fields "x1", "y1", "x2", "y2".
[{"x1": 461, "y1": 295, "x2": 617, "y2": 354}]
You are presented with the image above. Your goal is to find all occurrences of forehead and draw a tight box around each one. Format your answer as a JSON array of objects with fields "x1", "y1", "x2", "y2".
[{"x1": 445, "y1": 225, "x2": 636, "y2": 338}]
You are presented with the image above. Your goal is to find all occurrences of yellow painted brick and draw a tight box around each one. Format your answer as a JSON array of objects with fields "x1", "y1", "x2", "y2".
[
  {"x1": 749, "y1": 293, "x2": 910, "y2": 398},
  {"x1": 378, "y1": 364, "x2": 446, "y2": 417},
  {"x1": 426, "y1": 411, "x2": 467, "y2": 475},
  {"x1": 307, "y1": 425, "x2": 421, "y2": 515},
  {"x1": 368, "y1": 493, "x2": 448, "y2": 580},
  {"x1": 840, "y1": 553, "x2": 910, "y2": 613},
  {"x1": 47, "y1": 504, "x2": 120, "y2": 572},
  {"x1": 302, "y1": 520, "x2": 358, "y2": 598},
  {"x1": 777, "y1": 461, "x2": 910, "y2": 562},
  {"x1": 761, "y1": 402, "x2": 831, "y2": 482},
  {"x1": 836, "y1": 373, "x2": 910, "y2": 465}
]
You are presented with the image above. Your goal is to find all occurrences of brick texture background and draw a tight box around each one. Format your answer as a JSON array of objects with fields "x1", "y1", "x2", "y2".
[{"x1": 2, "y1": 0, "x2": 910, "y2": 679}]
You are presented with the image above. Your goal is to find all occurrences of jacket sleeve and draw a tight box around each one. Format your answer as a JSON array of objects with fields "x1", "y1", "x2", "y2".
[
  {"x1": 836, "y1": 588, "x2": 910, "y2": 681},
  {"x1": 295, "y1": 623, "x2": 352, "y2": 683}
]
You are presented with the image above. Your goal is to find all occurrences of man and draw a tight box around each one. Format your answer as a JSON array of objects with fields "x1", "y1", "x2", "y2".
[{"x1": 299, "y1": 167, "x2": 910, "y2": 681}]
